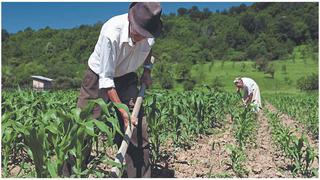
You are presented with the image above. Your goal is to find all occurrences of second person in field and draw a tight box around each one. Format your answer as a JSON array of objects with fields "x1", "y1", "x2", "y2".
[{"x1": 234, "y1": 77, "x2": 262, "y2": 113}]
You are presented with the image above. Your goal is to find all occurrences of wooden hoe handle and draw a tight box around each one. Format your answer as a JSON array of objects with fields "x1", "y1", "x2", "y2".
[{"x1": 110, "y1": 85, "x2": 146, "y2": 177}]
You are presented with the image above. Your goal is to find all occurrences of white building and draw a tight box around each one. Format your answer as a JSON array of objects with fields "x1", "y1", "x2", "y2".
[{"x1": 31, "y1": 76, "x2": 53, "y2": 91}]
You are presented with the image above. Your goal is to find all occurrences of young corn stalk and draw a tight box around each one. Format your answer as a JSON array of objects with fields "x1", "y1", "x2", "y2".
[{"x1": 266, "y1": 110, "x2": 318, "y2": 177}]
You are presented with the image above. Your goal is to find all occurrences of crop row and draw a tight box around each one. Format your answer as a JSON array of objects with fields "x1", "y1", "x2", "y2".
[
  {"x1": 226, "y1": 104, "x2": 258, "y2": 177},
  {"x1": 2, "y1": 88, "x2": 239, "y2": 177},
  {"x1": 265, "y1": 110, "x2": 318, "y2": 177},
  {"x1": 267, "y1": 93, "x2": 318, "y2": 137}
]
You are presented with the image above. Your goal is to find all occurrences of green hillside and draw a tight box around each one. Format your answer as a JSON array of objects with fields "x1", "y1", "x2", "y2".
[
  {"x1": 2, "y1": 2, "x2": 318, "y2": 92},
  {"x1": 190, "y1": 53, "x2": 318, "y2": 93}
]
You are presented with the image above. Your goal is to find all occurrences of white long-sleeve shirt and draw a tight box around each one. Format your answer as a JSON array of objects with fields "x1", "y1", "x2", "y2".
[
  {"x1": 242, "y1": 77, "x2": 262, "y2": 111},
  {"x1": 88, "y1": 13, "x2": 155, "y2": 89}
]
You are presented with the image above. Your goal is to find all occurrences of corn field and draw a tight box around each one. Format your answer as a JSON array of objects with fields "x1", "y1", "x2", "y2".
[
  {"x1": 267, "y1": 94, "x2": 318, "y2": 138},
  {"x1": 1, "y1": 89, "x2": 319, "y2": 177}
]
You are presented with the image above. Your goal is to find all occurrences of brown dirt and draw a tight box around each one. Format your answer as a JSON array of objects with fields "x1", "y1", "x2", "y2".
[
  {"x1": 245, "y1": 111, "x2": 293, "y2": 177},
  {"x1": 88, "y1": 137, "x2": 118, "y2": 177},
  {"x1": 265, "y1": 102, "x2": 319, "y2": 155},
  {"x1": 8, "y1": 164, "x2": 22, "y2": 177},
  {"x1": 152, "y1": 115, "x2": 236, "y2": 178},
  {"x1": 6, "y1": 106, "x2": 318, "y2": 178},
  {"x1": 265, "y1": 102, "x2": 319, "y2": 172},
  {"x1": 152, "y1": 110, "x2": 302, "y2": 178}
]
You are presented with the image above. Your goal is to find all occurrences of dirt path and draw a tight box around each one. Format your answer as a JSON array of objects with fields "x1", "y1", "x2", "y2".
[
  {"x1": 265, "y1": 102, "x2": 319, "y2": 155},
  {"x1": 152, "y1": 115, "x2": 236, "y2": 178},
  {"x1": 245, "y1": 111, "x2": 292, "y2": 177}
]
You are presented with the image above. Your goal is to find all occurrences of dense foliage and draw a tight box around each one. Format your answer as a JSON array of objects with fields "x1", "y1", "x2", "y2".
[{"x1": 2, "y1": 2, "x2": 318, "y2": 89}]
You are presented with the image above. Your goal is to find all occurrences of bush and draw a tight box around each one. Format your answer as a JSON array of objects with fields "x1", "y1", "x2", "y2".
[
  {"x1": 183, "y1": 79, "x2": 196, "y2": 91},
  {"x1": 264, "y1": 63, "x2": 275, "y2": 79},
  {"x1": 284, "y1": 76, "x2": 292, "y2": 85},
  {"x1": 211, "y1": 76, "x2": 225, "y2": 91},
  {"x1": 161, "y1": 76, "x2": 174, "y2": 89},
  {"x1": 53, "y1": 77, "x2": 81, "y2": 89},
  {"x1": 253, "y1": 58, "x2": 269, "y2": 71},
  {"x1": 297, "y1": 73, "x2": 318, "y2": 91}
]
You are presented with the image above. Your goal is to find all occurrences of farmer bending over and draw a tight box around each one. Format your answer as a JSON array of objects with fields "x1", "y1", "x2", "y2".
[
  {"x1": 64, "y1": 2, "x2": 162, "y2": 177},
  {"x1": 233, "y1": 77, "x2": 262, "y2": 113}
]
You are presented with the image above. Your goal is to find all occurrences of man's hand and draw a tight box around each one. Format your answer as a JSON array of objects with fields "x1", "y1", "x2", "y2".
[
  {"x1": 106, "y1": 88, "x2": 138, "y2": 130},
  {"x1": 242, "y1": 99, "x2": 247, "y2": 107},
  {"x1": 236, "y1": 87, "x2": 241, "y2": 93},
  {"x1": 119, "y1": 108, "x2": 137, "y2": 130},
  {"x1": 140, "y1": 69, "x2": 152, "y2": 88}
]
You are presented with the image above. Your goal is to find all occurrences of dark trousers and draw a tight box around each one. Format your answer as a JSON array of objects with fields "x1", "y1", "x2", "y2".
[{"x1": 71, "y1": 68, "x2": 151, "y2": 177}]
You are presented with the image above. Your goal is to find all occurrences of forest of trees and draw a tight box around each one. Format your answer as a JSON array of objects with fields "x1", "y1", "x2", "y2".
[{"x1": 2, "y1": 2, "x2": 318, "y2": 89}]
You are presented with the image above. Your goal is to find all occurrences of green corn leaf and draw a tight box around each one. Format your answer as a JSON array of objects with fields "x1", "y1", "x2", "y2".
[
  {"x1": 46, "y1": 124, "x2": 58, "y2": 134},
  {"x1": 92, "y1": 119, "x2": 111, "y2": 133},
  {"x1": 84, "y1": 121, "x2": 96, "y2": 137},
  {"x1": 101, "y1": 156, "x2": 123, "y2": 168},
  {"x1": 113, "y1": 103, "x2": 130, "y2": 115},
  {"x1": 47, "y1": 161, "x2": 58, "y2": 178},
  {"x1": 107, "y1": 117, "x2": 123, "y2": 137},
  {"x1": 92, "y1": 98, "x2": 110, "y2": 115}
]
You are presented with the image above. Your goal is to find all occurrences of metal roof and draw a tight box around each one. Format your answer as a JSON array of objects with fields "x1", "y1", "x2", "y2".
[{"x1": 31, "y1": 75, "x2": 53, "y2": 81}]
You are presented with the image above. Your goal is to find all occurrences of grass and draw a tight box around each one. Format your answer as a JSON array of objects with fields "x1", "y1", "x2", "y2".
[{"x1": 190, "y1": 56, "x2": 318, "y2": 94}]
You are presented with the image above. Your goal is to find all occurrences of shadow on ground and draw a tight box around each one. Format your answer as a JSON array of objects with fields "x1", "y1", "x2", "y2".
[{"x1": 151, "y1": 164, "x2": 175, "y2": 178}]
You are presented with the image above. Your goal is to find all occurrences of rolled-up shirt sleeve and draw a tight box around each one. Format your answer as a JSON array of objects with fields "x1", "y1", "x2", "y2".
[{"x1": 98, "y1": 36, "x2": 116, "y2": 89}]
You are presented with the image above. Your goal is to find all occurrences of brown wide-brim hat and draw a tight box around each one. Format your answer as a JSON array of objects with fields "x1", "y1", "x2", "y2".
[{"x1": 128, "y1": 2, "x2": 163, "y2": 38}]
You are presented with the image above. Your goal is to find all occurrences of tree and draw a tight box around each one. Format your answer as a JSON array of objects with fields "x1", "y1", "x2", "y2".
[
  {"x1": 2, "y1": 2, "x2": 318, "y2": 89},
  {"x1": 252, "y1": 2, "x2": 272, "y2": 11},
  {"x1": 2, "y1": 29, "x2": 9, "y2": 42},
  {"x1": 292, "y1": 20, "x2": 309, "y2": 44},
  {"x1": 246, "y1": 39, "x2": 268, "y2": 60},
  {"x1": 188, "y1": 6, "x2": 201, "y2": 20},
  {"x1": 177, "y1": 8, "x2": 188, "y2": 16},
  {"x1": 275, "y1": 16, "x2": 295, "y2": 41},
  {"x1": 45, "y1": 42, "x2": 56, "y2": 55},
  {"x1": 254, "y1": 14, "x2": 267, "y2": 33},
  {"x1": 202, "y1": 8, "x2": 211, "y2": 19},
  {"x1": 240, "y1": 12, "x2": 256, "y2": 33},
  {"x1": 229, "y1": 4, "x2": 247, "y2": 14}
]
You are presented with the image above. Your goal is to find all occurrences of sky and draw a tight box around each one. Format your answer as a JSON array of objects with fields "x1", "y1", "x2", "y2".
[{"x1": 2, "y1": 2, "x2": 253, "y2": 33}]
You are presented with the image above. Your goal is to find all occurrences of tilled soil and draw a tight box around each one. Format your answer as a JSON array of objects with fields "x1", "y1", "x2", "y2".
[
  {"x1": 91, "y1": 120, "x2": 236, "y2": 178},
  {"x1": 152, "y1": 115, "x2": 236, "y2": 178},
  {"x1": 245, "y1": 111, "x2": 293, "y2": 177},
  {"x1": 5, "y1": 104, "x2": 318, "y2": 178},
  {"x1": 265, "y1": 102, "x2": 319, "y2": 171},
  {"x1": 265, "y1": 102, "x2": 319, "y2": 149}
]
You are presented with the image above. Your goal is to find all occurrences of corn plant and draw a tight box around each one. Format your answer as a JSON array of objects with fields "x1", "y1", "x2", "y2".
[
  {"x1": 267, "y1": 94, "x2": 318, "y2": 138},
  {"x1": 2, "y1": 90, "x2": 124, "y2": 177},
  {"x1": 226, "y1": 144, "x2": 248, "y2": 177},
  {"x1": 266, "y1": 110, "x2": 318, "y2": 177},
  {"x1": 231, "y1": 106, "x2": 257, "y2": 149}
]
